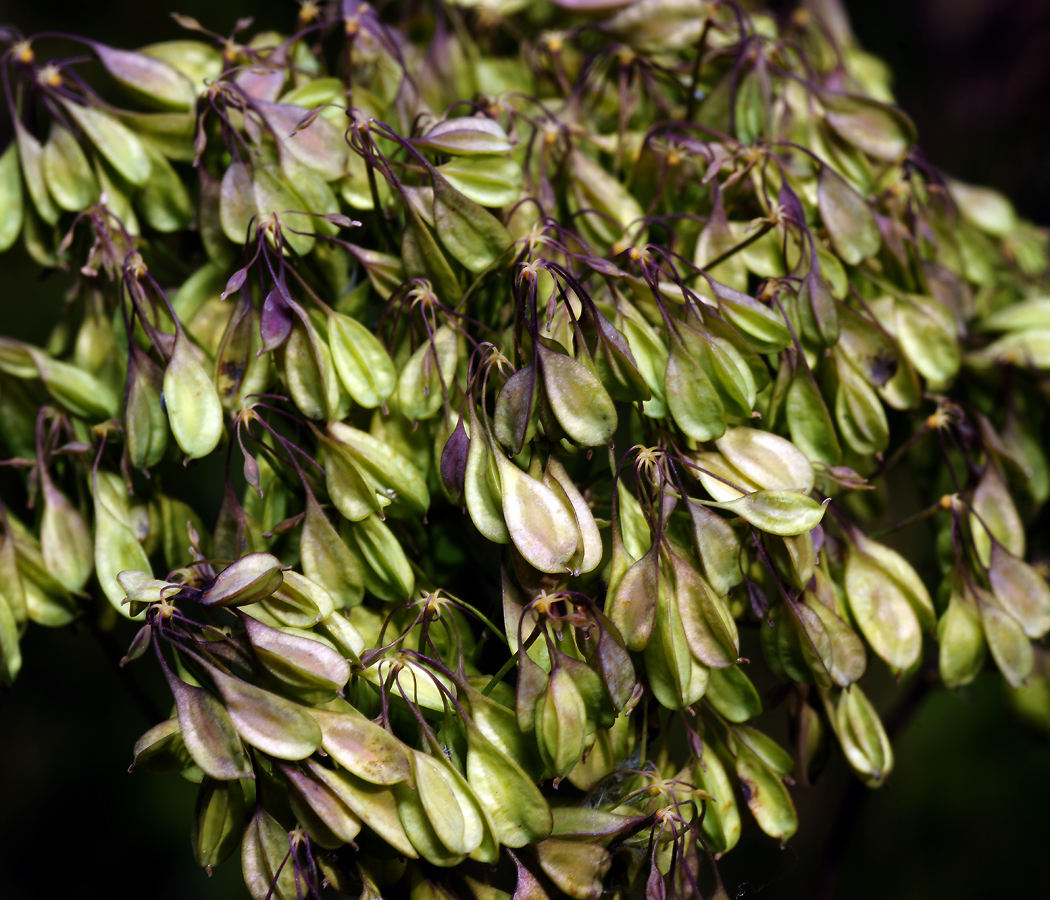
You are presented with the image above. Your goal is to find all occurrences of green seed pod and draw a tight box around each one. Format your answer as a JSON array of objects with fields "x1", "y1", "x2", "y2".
[
  {"x1": 702, "y1": 490, "x2": 829, "y2": 537},
  {"x1": 706, "y1": 665, "x2": 762, "y2": 722},
  {"x1": 415, "y1": 117, "x2": 513, "y2": 156},
  {"x1": 136, "y1": 139, "x2": 193, "y2": 232},
  {"x1": 535, "y1": 838, "x2": 611, "y2": 900},
  {"x1": 343, "y1": 514, "x2": 415, "y2": 602},
  {"x1": 0, "y1": 141, "x2": 24, "y2": 252},
  {"x1": 163, "y1": 328, "x2": 224, "y2": 458},
  {"x1": 130, "y1": 717, "x2": 194, "y2": 774},
  {"x1": 28, "y1": 346, "x2": 120, "y2": 420},
  {"x1": 301, "y1": 757, "x2": 418, "y2": 858},
  {"x1": 215, "y1": 297, "x2": 271, "y2": 412},
  {"x1": 937, "y1": 577, "x2": 987, "y2": 689},
  {"x1": 163, "y1": 668, "x2": 253, "y2": 781},
  {"x1": 279, "y1": 317, "x2": 347, "y2": 420},
  {"x1": 664, "y1": 334, "x2": 726, "y2": 442},
  {"x1": 240, "y1": 613, "x2": 350, "y2": 691},
  {"x1": 438, "y1": 155, "x2": 523, "y2": 208},
  {"x1": 432, "y1": 171, "x2": 513, "y2": 273},
  {"x1": 41, "y1": 122, "x2": 98, "y2": 212},
  {"x1": 310, "y1": 707, "x2": 411, "y2": 785},
  {"x1": 14, "y1": 120, "x2": 59, "y2": 225},
  {"x1": 0, "y1": 592, "x2": 22, "y2": 686},
  {"x1": 844, "y1": 536, "x2": 922, "y2": 672},
  {"x1": 568, "y1": 148, "x2": 645, "y2": 251},
  {"x1": 203, "y1": 661, "x2": 322, "y2": 760},
  {"x1": 464, "y1": 404, "x2": 511, "y2": 543},
  {"x1": 328, "y1": 421, "x2": 430, "y2": 517},
  {"x1": 972, "y1": 581, "x2": 1034, "y2": 689},
  {"x1": 282, "y1": 762, "x2": 363, "y2": 847},
  {"x1": 61, "y1": 99, "x2": 151, "y2": 187},
  {"x1": 537, "y1": 343, "x2": 617, "y2": 447},
  {"x1": 39, "y1": 472, "x2": 93, "y2": 593},
  {"x1": 328, "y1": 311, "x2": 397, "y2": 408},
  {"x1": 988, "y1": 541, "x2": 1050, "y2": 639},
  {"x1": 200, "y1": 552, "x2": 285, "y2": 607},
  {"x1": 464, "y1": 717, "x2": 553, "y2": 848},
  {"x1": 786, "y1": 361, "x2": 842, "y2": 467},
  {"x1": 692, "y1": 737, "x2": 741, "y2": 855},
  {"x1": 93, "y1": 470, "x2": 152, "y2": 618},
  {"x1": 828, "y1": 684, "x2": 894, "y2": 787},
  {"x1": 644, "y1": 580, "x2": 708, "y2": 711},
  {"x1": 92, "y1": 41, "x2": 196, "y2": 110},
  {"x1": 242, "y1": 806, "x2": 299, "y2": 900},
  {"x1": 536, "y1": 663, "x2": 588, "y2": 779},
  {"x1": 669, "y1": 550, "x2": 739, "y2": 668},
  {"x1": 398, "y1": 323, "x2": 458, "y2": 422},
  {"x1": 256, "y1": 99, "x2": 349, "y2": 182},
  {"x1": 970, "y1": 464, "x2": 1025, "y2": 567},
  {"x1": 191, "y1": 777, "x2": 245, "y2": 872},
  {"x1": 726, "y1": 730, "x2": 798, "y2": 842},
  {"x1": 817, "y1": 164, "x2": 879, "y2": 265},
  {"x1": 608, "y1": 543, "x2": 659, "y2": 651},
  {"x1": 301, "y1": 493, "x2": 363, "y2": 608}
]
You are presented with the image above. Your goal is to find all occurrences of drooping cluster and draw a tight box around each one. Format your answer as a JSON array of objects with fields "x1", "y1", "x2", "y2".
[{"x1": 0, "y1": 1, "x2": 1049, "y2": 898}]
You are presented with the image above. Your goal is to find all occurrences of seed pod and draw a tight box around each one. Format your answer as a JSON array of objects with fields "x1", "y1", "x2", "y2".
[
  {"x1": 415, "y1": 117, "x2": 513, "y2": 156},
  {"x1": 608, "y1": 542, "x2": 660, "y2": 651},
  {"x1": 240, "y1": 612, "x2": 350, "y2": 691},
  {"x1": 568, "y1": 148, "x2": 645, "y2": 250},
  {"x1": 192, "y1": 777, "x2": 245, "y2": 872},
  {"x1": 130, "y1": 717, "x2": 194, "y2": 774},
  {"x1": 163, "y1": 666, "x2": 252, "y2": 781},
  {"x1": 91, "y1": 41, "x2": 196, "y2": 109},
  {"x1": 970, "y1": 464, "x2": 1024, "y2": 567},
  {"x1": 62, "y1": 99, "x2": 151, "y2": 187},
  {"x1": 438, "y1": 155, "x2": 522, "y2": 208},
  {"x1": 692, "y1": 740, "x2": 741, "y2": 855},
  {"x1": 136, "y1": 139, "x2": 193, "y2": 231},
  {"x1": 163, "y1": 328, "x2": 224, "y2": 458},
  {"x1": 972, "y1": 581, "x2": 1034, "y2": 688},
  {"x1": 988, "y1": 541, "x2": 1050, "y2": 639},
  {"x1": 431, "y1": 171, "x2": 513, "y2": 273},
  {"x1": 301, "y1": 493, "x2": 363, "y2": 608},
  {"x1": 398, "y1": 323, "x2": 458, "y2": 422},
  {"x1": 93, "y1": 470, "x2": 152, "y2": 618},
  {"x1": 282, "y1": 762, "x2": 363, "y2": 847},
  {"x1": 644, "y1": 580, "x2": 708, "y2": 711},
  {"x1": 786, "y1": 361, "x2": 842, "y2": 467},
  {"x1": 536, "y1": 663, "x2": 588, "y2": 779},
  {"x1": 0, "y1": 592, "x2": 22, "y2": 685},
  {"x1": 343, "y1": 514, "x2": 415, "y2": 602},
  {"x1": 727, "y1": 732, "x2": 798, "y2": 842},
  {"x1": 14, "y1": 120, "x2": 59, "y2": 225},
  {"x1": 200, "y1": 553, "x2": 284, "y2": 607},
  {"x1": 41, "y1": 122, "x2": 98, "y2": 212},
  {"x1": 203, "y1": 662, "x2": 322, "y2": 760},
  {"x1": 242, "y1": 806, "x2": 299, "y2": 900},
  {"x1": 829, "y1": 684, "x2": 894, "y2": 787},
  {"x1": 39, "y1": 472, "x2": 93, "y2": 593},
  {"x1": 535, "y1": 838, "x2": 611, "y2": 900},
  {"x1": 464, "y1": 718, "x2": 553, "y2": 848},
  {"x1": 0, "y1": 142, "x2": 23, "y2": 252},
  {"x1": 280, "y1": 316, "x2": 347, "y2": 420},
  {"x1": 834, "y1": 352, "x2": 889, "y2": 455},
  {"x1": 715, "y1": 426, "x2": 815, "y2": 494},
  {"x1": 669, "y1": 551, "x2": 739, "y2": 667},
  {"x1": 311, "y1": 707, "x2": 411, "y2": 785},
  {"x1": 706, "y1": 666, "x2": 762, "y2": 722},
  {"x1": 464, "y1": 404, "x2": 511, "y2": 543},
  {"x1": 702, "y1": 490, "x2": 829, "y2": 537},
  {"x1": 28, "y1": 347, "x2": 120, "y2": 420},
  {"x1": 301, "y1": 757, "x2": 418, "y2": 858},
  {"x1": 537, "y1": 343, "x2": 617, "y2": 447},
  {"x1": 125, "y1": 345, "x2": 168, "y2": 468},
  {"x1": 664, "y1": 334, "x2": 726, "y2": 442},
  {"x1": 817, "y1": 165, "x2": 879, "y2": 265},
  {"x1": 258, "y1": 570, "x2": 336, "y2": 627},
  {"x1": 327, "y1": 311, "x2": 396, "y2": 408},
  {"x1": 937, "y1": 577, "x2": 986, "y2": 689}
]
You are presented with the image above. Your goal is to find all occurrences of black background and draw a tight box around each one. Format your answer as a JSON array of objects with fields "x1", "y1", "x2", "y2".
[{"x1": 0, "y1": 2, "x2": 1048, "y2": 898}]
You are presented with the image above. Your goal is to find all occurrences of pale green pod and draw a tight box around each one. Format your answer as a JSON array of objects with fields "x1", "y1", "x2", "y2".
[
  {"x1": 163, "y1": 328, "x2": 224, "y2": 458},
  {"x1": 538, "y1": 343, "x2": 617, "y2": 447},
  {"x1": 40, "y1": 475, "x2": 93, "y2": 593},
  {"x1": 61, "y1": 99, "x2": 151, "y2": 187},
  {"x1": 0, "y1": 142, "x2": 24, "y2": 253},
  {"x1": 328, "y1": 311, "x2": 397, "y2": 408},
  {"x1": 41, "y1": 123, "x2": 98, "y2": 212},
  {"x1": 398, "y1": 323, "x2": 458, "y2": 421},
  {"x1": 93, "y1": 470, "x2": 152, "y2": 618}
]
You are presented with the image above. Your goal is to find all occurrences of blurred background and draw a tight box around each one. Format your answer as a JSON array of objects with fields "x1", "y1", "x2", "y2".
[{"x1": 0, "y1": 2, "x2": 1048, "y2": 898}]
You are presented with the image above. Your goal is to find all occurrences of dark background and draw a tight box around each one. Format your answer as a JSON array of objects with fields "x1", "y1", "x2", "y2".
[{"x1": 1, "y1": 2, "x2": 1049, "y2": 898}]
